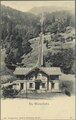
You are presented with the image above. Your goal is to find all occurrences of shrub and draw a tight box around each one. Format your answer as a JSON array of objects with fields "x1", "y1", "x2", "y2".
[
  {"x1": 2, "y1": 87, "x2": 19, "y2": 98},
  {"x1": 65, "y1": 89, "x2": 71, "y2": 96},
  {"x1": 59, "y1": 80, "x2": 74, "y2": 96}
]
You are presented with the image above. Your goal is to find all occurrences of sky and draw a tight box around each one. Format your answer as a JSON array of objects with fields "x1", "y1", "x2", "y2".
[{"x1": 1, "y1": 1, "x2": 75, "y2": 12}]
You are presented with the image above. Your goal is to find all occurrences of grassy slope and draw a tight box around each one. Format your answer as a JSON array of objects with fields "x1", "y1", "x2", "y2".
[
  {"x1": 1, "y1": 27, "x2": 75, "y2": 69},
  {"x1": 22, "y1": 27, "x2": 75, "y2": 67},
  {"x1": 22, "y1": 37, "x2": 40, "y2": 67}
]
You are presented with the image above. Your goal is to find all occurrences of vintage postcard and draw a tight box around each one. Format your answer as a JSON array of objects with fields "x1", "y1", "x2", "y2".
[{"x1": 0, "y1": 0, "x2": 75, "y2": 120}]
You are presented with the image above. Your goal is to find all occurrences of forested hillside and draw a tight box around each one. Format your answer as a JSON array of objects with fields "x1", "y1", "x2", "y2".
[
  {"x1": 1, "y1": 5, "x2": 41, "y2": 42},
  {"x1": 1, "y1": 5, "x2": 75, "y2": 74},
  {"x1": 1, "y1": 5, "x2": 41, "y2": 67}
]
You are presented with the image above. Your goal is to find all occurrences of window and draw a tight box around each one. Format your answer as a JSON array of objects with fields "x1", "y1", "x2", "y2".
[
  {"x1": 51, "y1": 82, "x2": 55, "y2": 89},
  {"x1": 20, "y1": 83, "x2": 24, "y2": 90},
  {"x1": 13, "y1": 84, "x2": 16, "y2": 85},
  {"x1": 51, "y1": 75, "x2": 59, "y2": 80},
  {"x1": 42, "y1": 83, "x2": 45, "y2": 88},
  {"x1": 17, "y1": 75, "x2": 19, "y2": 78},
  {"x1": 29, "y1": 83, "x2": 33, "y2": 88},
  {"x1": 16, "y1": 75, "x2": 24, "y2": 80}
]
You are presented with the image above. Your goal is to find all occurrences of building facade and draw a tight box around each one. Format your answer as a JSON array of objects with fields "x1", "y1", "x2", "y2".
[{"x1": 11, "y1": 67, "x2": 61, "y2": 92}]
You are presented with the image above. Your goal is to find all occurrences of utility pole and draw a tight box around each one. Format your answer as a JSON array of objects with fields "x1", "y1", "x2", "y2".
[{"x1": 38, "y1": 13, "x2": 44, "y2": 67}]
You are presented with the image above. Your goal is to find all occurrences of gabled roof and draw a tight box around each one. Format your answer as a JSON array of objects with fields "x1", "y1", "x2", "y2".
[
  {"x1": 40, "y1": 67, "x2": 61, "y2": 75},
  {"x1": 13, "y1": 67, "x2": 32, "y2": 75},
  {"x1": 13, "y1": 66, "x2": 61, "y2": 76}
]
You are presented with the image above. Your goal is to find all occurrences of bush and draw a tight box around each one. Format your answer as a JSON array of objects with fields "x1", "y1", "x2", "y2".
[
  {"x1": 59, "y1": 80, "x2": 73, "y2": 96},
  {"x1": 65, "y1": 89, "x2": 71, "y2": 96},
  {"x1": 2, "y1": 87, "x2": 19, "y2": 98}
]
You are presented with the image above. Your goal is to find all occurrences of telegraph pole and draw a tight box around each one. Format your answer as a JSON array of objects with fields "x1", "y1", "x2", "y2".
[{"x1": 38, "y1": 13, "x2": 44, "y2": 67}]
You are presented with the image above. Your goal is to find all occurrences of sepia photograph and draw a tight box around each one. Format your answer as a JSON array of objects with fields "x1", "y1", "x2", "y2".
[{"x1": 0, "y1": 0, "x2": 75, "y2": 120}]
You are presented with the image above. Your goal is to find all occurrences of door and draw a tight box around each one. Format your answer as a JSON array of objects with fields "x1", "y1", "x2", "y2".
[
  {"x1": 20, "y1": 83, "x2": 24, "y2": 90},
  {"x1": 35, "y1": 82, "x2": 40, "y2": 90}
]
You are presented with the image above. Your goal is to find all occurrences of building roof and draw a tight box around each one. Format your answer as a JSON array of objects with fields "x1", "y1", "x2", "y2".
[
  {"x1": 40, "y1": 67, "x2": 61, "y2": 75},
  {"x1": 13, "y1": 67, "x2": 32, "y2": 75},
  {"x1": 13, "y1": 67, "x2": 61, "y2": 76}
]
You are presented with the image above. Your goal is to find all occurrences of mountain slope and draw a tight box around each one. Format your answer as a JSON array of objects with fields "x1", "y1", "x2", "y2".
[
  {"x1": 1, "y1": 5, "x2": 40, "y2": 45},
  {"x1": 30, "y1": 6, "x2": 74, "y2": 15},
  {"x1": 1, "y1": 5, "x2": 75, "y2": 74}
]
